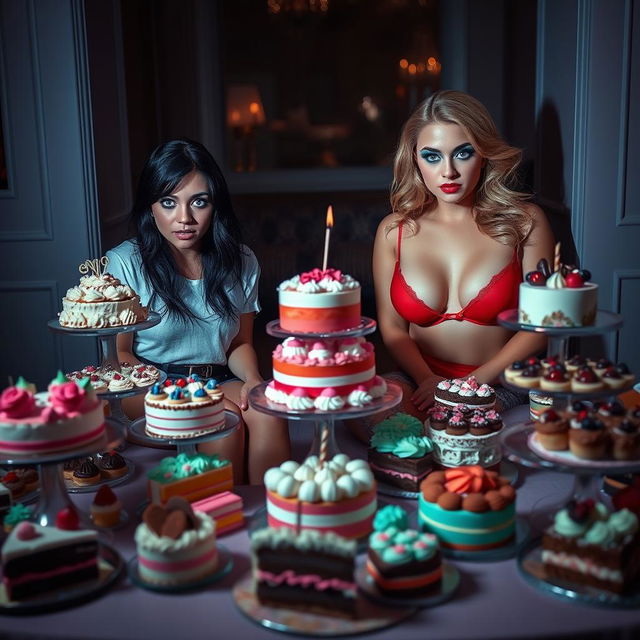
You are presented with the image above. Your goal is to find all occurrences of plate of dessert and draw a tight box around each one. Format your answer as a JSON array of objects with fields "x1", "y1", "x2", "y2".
[
  {"x1": 63, "y1": 451, "x2": 134, "y2": 493},
  {"x1": 0, "y1": 510, "x2": 123, "y2": 614}
]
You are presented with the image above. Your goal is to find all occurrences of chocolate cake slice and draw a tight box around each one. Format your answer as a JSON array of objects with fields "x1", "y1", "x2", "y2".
[
  {"x1": 367, "y1": 448, "x2": 432, "y2": 492},
  {"x1": 251, "y1": 527, "x2": 357, "y2": 617}
]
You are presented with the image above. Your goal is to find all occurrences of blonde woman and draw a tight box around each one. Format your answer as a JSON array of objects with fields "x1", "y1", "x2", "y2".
[{"x1": 371, "y1": 90, "x2": 554, "y2": 427}]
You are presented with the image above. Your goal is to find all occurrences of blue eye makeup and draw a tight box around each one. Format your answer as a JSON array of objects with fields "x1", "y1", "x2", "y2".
[
  {"x1": 454, "y1": 144, "x2": 475, "y2": 160},
  {"x1": 419, "y1": 149, "x2": 441, "y2": 163}
]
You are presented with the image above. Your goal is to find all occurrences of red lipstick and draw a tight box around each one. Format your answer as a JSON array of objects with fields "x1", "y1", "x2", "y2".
[{"x1": 440, "y1": 184, "x2": 461, "y2": 194}]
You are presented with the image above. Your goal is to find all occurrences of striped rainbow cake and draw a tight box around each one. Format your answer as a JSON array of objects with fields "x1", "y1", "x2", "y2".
[
  {"x1": 264, "y1": 454, "x2": 377, "y2": 540},
  {"x1": 265, "y1": 337, "x2": 387, "y2": 411}
]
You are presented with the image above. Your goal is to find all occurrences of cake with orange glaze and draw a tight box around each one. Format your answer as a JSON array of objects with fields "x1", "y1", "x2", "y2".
[
  {"x1": 264, "y1": 454, "x2": 377, "y2": 540},
  {"x1": 278, "y1": 268, "x2": 361, "y2": 333},
  {"x1": 265, "y1": 336, "x2": 386, "y2": 410},
  {"x1": 418, "y1": 466, "x2": 516, "y2": 551}
]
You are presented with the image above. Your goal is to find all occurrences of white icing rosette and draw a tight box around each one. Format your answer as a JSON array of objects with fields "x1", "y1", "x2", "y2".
[
  {"x1": 337, "y1": 338, "x2": 367, "y2": 358},
  {"x1": 307, "y1": 342, "x2": 333, "y2": 361},
  {"x1": 281, "y1": 337, "x2": 308, "y2": 358},
  {"x1": 314, "y1": 390, "x2": 345, "y2": 411},
  {"x1": 347, "y1": 386, "x2": 372, "y2": 407},
  {"x1": 286, "y1": 389, "x2": 315, "y2": 411},
  {"x1": 369, "y1": 376, "x2": 387, "y2": 398},
  {"x1": 265, "y1": 381, "x2": 289, "y2": 405}
]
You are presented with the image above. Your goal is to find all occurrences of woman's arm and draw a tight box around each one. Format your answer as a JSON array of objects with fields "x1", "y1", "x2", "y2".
[
  {"x1": 226, "y1": 312, "x2": 263, "y2": 410},
  {"x1": 471, "y1": 203, "x2": 556, "y2": 384},
  {"x1": 373, "y1": 216, "x2": 442, "y2": 410},
  {"x1": 115, "y1": 332, "x2": 142, "y2": 366}
]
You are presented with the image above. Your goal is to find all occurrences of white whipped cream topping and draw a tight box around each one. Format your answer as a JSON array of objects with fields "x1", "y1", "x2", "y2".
[{"x1": 313, "y1": 394, "x2": 345, "y2": 411}]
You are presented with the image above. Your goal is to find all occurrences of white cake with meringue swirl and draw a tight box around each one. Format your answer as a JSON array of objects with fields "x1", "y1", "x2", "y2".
[
  {"x1": 264, "y1": 454, "x2": 377, "y2": 539},
  {"x1": 264, "y1": 336, "x2": 386, "y2": 411},
  {"x1": 59, "y1": 271, "x2": 148, "y2": 328}
]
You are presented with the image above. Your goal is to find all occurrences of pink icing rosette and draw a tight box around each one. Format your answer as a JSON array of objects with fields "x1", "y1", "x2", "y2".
[
  {"x1": 299, "y1": 268, "x2": 343, "y2": 284},
  {"x1": 49, "y1": 381, "x2": 87, "y2": 416},
  {"x1": 0, "y1": 387, "x2": 37, "y2": 419}
]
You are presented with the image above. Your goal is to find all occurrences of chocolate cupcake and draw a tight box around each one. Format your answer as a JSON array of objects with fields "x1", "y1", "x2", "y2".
[
  {"x1": 95, "y1": 450, "x2": 128, "y2": 479},
  {"x1": 469, "y1": 411, "x2": 492, "y2": 436},
  {"x1": 63, "y1": 457, "x2": 83, "y2": 480},
  {"x1": 427, "y1": 406, "x2": 450, "y2": 431},
  {"x1": 446, "y1": 413, "x2": 468, "y2": 436},
  {"x1": 72, "y1": 459, "x2": 101, "y2": 486}
]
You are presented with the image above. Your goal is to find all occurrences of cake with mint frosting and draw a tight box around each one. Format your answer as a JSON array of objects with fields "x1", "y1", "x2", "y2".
[
  {"x1": 542, "y1": 499, "x2": 640, "y2": 594},
  {"x1": 366, "y1": 505, "x2": 442, "y2": 597},
  {"x1": 367, "y1": 413, "x2": 433, "y2": 492},
  {"x1": 147, "y1": 452, "x2": 232, "y2": 505}
]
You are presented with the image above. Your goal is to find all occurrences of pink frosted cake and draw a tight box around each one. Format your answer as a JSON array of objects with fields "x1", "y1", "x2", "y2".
[
  {"x1": 264, "y1": 454, "x2": 377, "y2": 539},
  {"x1": 0, "y1": 374, "x2": 105, "y2": 455},
  {"x1": 278, "y1": 268, "x2": 361, "y2": 333},
  {"x1": 265, "y1": 336, "x2": 386, "y2": 410},
  {"x1": 192, "y1": 491, "x2": 244, "y2": 536},
  {"x1": 433, "y1": 376, "x2": 496, "y2": 409},
  {"x1": 144, "y1": 378, "x2": 225, "y2": 438}
]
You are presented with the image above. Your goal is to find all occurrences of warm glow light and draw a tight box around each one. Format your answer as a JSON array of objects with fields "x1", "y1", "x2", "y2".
[
  {"x1": 249, "y1": 102, "x2": 260, "y2": 115},
  {"x1": 428, "y1": 56, "x2": 436, "y2": 65},
  {"x1": 231, "y1": 110, "x2": 241, "y2": 123},
  {"x1": 408, "y1": 64, "x2": 417, "y2": 75},
  {"x1": 399, "y1": 58, "x2": 409, "y2": 69},
  {"x1": 326, "y1": 205, "x2": 334, "y2": 228}
]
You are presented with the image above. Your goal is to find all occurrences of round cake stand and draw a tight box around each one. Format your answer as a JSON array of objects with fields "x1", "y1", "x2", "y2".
[
  {"x1": 47, "y1": 312, "x2": 163, "y2": 433},
  {"x1": 497, "y1": 309, "x2": 624, "y2": 360},
  {"x1": 248, "y1": 381, "x2": 402, "y2": 460},
  {"x1": 0, "y1": 420, "x2": 124, "y2": 528},
  {"x1": 265, "y1": 317, "x2": 377, "y2": 340},
  {"x1": 128, "y1": 410, "x2": 241, "y2": 455}
]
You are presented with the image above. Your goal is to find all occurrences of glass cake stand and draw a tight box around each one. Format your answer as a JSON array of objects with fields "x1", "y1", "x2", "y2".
[
  {"x1": 0, "y1": 419, "x2": 124, "y2": 528},
  {"x1": 265, "y1": 317, "x2": 377, "y2": 340},
  {"x1": 232, "y1": 571, "x2": 418, "y2": 637},
  {"x1": 248, "y1": 381, "x2": 402, "y2": 460},
  {"x1": 128, "y1": 409, "x2": 241, "y2": 455}
]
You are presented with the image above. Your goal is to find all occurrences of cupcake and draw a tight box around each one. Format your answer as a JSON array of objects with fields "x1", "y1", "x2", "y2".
[
  {"x1": 427, "y1": 406, "x2": 449, "y2": 431},
  {"x1": 469, "y1": 411, "x2": 492, "y2": 436},
  {"x1": 611, "y1": 420, "x2": 640, "y2": 461},
  {"x1": 95, "y1": 450, "x2": 128, "y2": 479},
  {"x1": 72, "y1": 459, "x2": 101, "y2": 486},
  {"x1": 571, "y1": 366, "x2": 604, "y2": 393},
  {"x1": 535, "y1": 409, "x2": 569, "y2": 451},
  {"x1": 63, "y1": 457, "x2": 83, "y2": 481},
  {"x1": 564, "y1": 399, "x2": 590, "y2": 418},
  {"x1": 569, "y1": 417, "x2": 608, "y2": 459},
  {"x1": 484, "y1": 409, "x2": 503, "y2": 432},
  {"x1": 446, "y1": 413, "x2": 468, "y2": 436},
  {"x1": 91, "y1": 485, "x2": 122, "y2": 527},
  {"x1": 595, "y1": 401, "x2": 627, "y2": 430}
]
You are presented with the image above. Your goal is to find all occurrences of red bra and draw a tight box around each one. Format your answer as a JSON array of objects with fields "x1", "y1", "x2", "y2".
[{"x1": 390, "y1": 223, "x2": 521, "y2": 327}]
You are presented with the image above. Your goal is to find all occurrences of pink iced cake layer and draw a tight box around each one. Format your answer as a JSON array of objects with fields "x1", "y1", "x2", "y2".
[{"x1": 192, "y1": 491, "x2": 244, "y2": 536}]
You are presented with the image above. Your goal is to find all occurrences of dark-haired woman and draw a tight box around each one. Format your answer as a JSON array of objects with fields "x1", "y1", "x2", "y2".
[{"x1": 105, "y1": 139, "x2": 289, "y2": 483}]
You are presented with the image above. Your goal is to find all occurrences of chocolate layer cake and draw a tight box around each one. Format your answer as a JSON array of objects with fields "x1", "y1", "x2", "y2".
[
  {"x1": 251, "y1": 527, "x2": 357, "y2": 617},
  {"x1": 367, "y1": 449, "x2": 432, "y2": 492}
]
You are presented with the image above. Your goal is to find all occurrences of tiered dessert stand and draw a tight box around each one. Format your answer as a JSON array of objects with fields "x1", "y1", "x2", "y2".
[
  {"x1": 248, "y1": 317, "x2": 402, "y2": 462},
  {"x1": 497, "y1": 308, "x2": 640, "y2": 607}
]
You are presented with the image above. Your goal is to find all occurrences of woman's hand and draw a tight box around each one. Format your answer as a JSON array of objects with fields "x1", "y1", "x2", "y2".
[
  {"x1": 238, "y1": 377, "x2": 263, "y2": 411},
  {"x1": 411, "y1": 375, "x2": 444, "y2": 412}
]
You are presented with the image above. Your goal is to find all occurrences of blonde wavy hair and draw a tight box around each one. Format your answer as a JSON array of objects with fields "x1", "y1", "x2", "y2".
[{"x1": 389, "y1": 90, "x2": 532, "y2": 246}]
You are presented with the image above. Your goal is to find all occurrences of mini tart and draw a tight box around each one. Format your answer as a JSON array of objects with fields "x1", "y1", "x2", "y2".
[
  {"x1": 513, "y1": 365, "x2": 542, "y2": 389},
  {"x1": 591, "y1": 358, "x2": 614, "y2": 379},
  {"x1": 568, "y1": 418, "x2": 608, "y2": 460},
  {"x1": 540, "y1": 367, "x2": 571, "y2": 392},
  {"x1": 91, "y1": 485, "x2": 122, "y2": 527},
  {"x1": 571, "y1": 367, "x2": 604, "y2": 393},
  {"x1": 601, "y1": 366, "x2": 627, "y2": 390},
  {"x1": 565, "y1": 354, "x2": 587, "y2": 374},
  {"x1": 95, "y1": 450, "x2": 128, "y2": 479},
  {"x1": 541, "y1": 354, "x2": 562, "y2": 371},
  {"x1": 72, "y1": 459, "x2": 101, "y2": 486},
  {"x1": 534, "y1": 409, "x2": 569, "y2": 451},
  {"x1": 63, "y1": 457, "x2": 83, "y2": 480},
  {"x1": 595, "y1": 401, "x2": 627, "y2": 430},
  {"x1": 504, "y1": 360, "x2": 526, "y2": 383},
  {"x1": 614, "y1": 362, "x2": 635, "y2": 385},
  {"x1": 611, "y1": 420, "x2": 640, "y2": 461}
]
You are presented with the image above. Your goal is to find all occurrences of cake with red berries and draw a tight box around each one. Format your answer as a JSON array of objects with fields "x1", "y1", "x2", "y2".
[
  {"x1": 0, "y1": 374, "x2": 105, "y2": 456},
  {"x1": 278, "y1": 268, "x2": 361, "y2": 333},
  {"x1": 518, "y1": 257, "x2": 597, "y2": 327},
  {"x1": 66, "y1": 363, "x2": 160, "y2": 394},
  {"x1": 143, "y1": 377, "x2": 225, "y2": 438},
  {"x1": 1, "y1": 507, "x2": 99, "y2": 601},
  {"x1": 264, "y1": 454, "x2": 377, "y2": 540},
  {"x1": 418, "y1": 467, "x2": 516, "y2": 551},
  {"x1": 59, "y1": 257, "x2": 148, "y2": 328},
  {"x1": 265, "y1": 337, "x2": 386, "y2": 410},
  {"x1": 542, "y1": 499, "x2": 640, "y2": 594}
]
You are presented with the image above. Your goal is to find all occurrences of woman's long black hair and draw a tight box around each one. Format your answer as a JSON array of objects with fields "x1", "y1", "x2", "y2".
[{"x1": 131, "y1": 139, "x2": 244, "y2": 323}]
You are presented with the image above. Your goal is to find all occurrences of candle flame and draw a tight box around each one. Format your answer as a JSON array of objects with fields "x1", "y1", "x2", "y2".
[{"x1": 326, "y1": 205, "x2": 334, "y2": 228}]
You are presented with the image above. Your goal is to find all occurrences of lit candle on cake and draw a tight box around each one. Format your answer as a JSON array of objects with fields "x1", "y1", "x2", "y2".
[{"x1": 321, "y1": 205, "x2": 334, "y2": 272}]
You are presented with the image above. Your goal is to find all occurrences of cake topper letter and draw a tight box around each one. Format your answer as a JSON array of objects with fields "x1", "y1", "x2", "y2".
[{"x1": 78, "y1": 256, "x2": 109, "y2": 277}]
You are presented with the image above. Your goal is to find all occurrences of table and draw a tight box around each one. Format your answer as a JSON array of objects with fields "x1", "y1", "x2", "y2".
[{"x1": 1, "y1": 406, "x2": 640, "y2": 640}]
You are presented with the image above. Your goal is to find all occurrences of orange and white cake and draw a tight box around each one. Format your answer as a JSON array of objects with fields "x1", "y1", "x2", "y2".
[
  {"x1": 265, "y1": 337, "x2": 385, "y2": 410},
  {"x1": 0, "y1": 374, "x2": 105, "y2": 456},
  {"x1": 59, "y1": 258, "x2": 147, "y2": 328},
  {"x1": 144, "y1": 378, "x2": 225, "y2": 438},
  {"x1": 264, "y1": 454, "x2": 377, "y2": 539},
  {"x1": 278, "y1": 268, "x2": 361, "y2": 333}
]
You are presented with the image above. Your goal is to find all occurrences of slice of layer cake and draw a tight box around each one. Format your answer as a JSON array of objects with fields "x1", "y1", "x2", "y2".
[
  {"x1": 1, "y1": 508, "x2": 99, "y2": 601},
  {"x1": 251, "y1": 526, "x2": 357, "y2": 617}
]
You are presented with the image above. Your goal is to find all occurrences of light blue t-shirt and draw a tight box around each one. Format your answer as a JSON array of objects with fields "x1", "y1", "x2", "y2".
[{"x1": 105, "y1": 240, "x2": 260, "y2": 365}]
